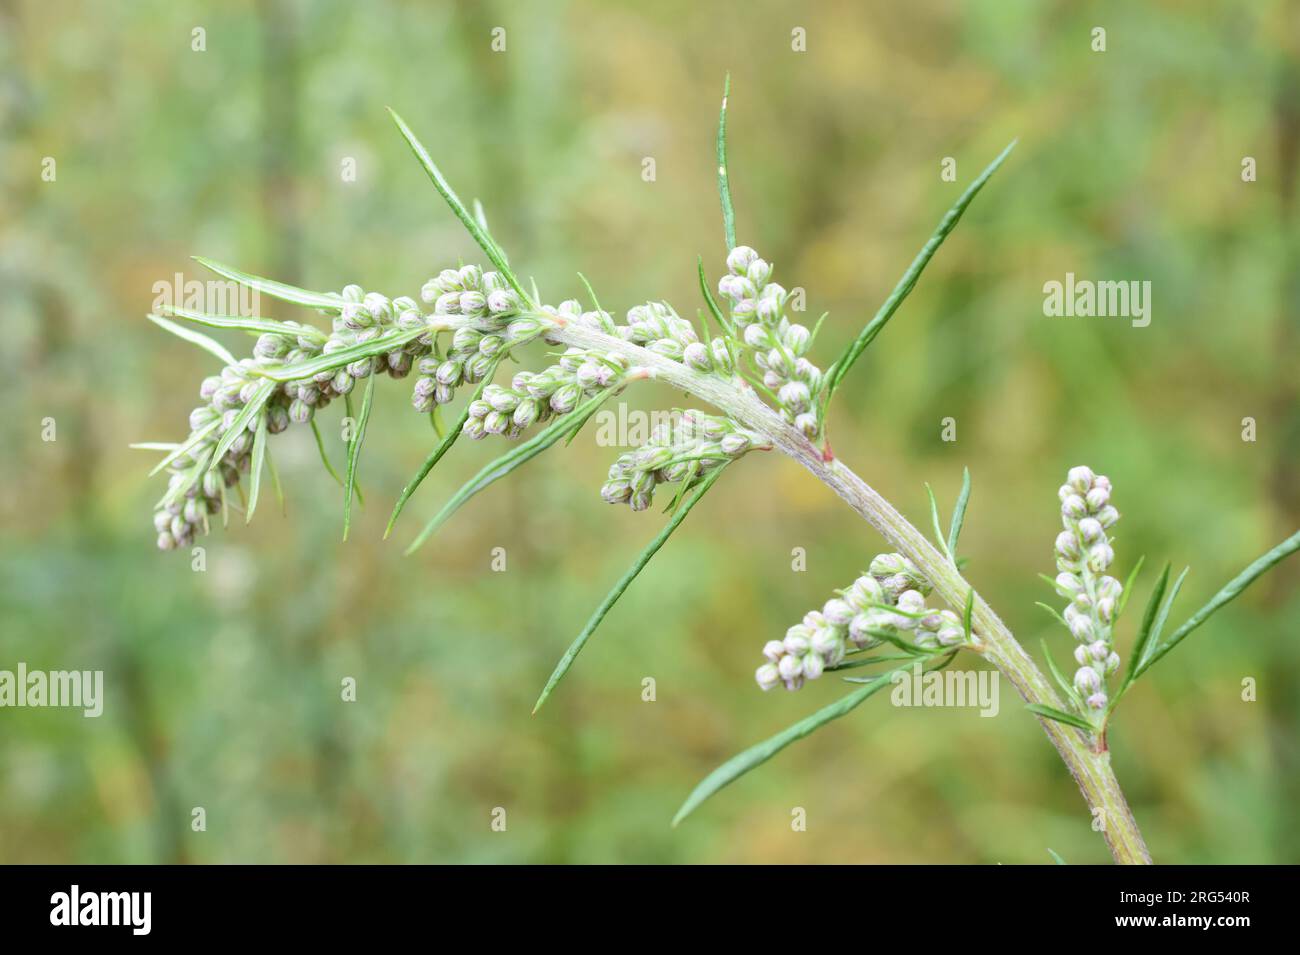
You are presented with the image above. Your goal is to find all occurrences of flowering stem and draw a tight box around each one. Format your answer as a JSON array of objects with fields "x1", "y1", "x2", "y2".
[{"x1": 551, "y1": 320, "x2": 1152, "y2": 865}]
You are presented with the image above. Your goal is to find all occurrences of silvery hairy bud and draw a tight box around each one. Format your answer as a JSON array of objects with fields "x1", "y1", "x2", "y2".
[
  {"x1": 822, "y1": 598, "x2": 854, "y2": 627},
  {"x1": 1055, "y1": 530, "x2": 1081, "y2": 561},
  {"x1": 1074, "y1": 666, "x2": 1102, "y2": 694},
  {"x1": 870, "y1": 553, "x2": 908, "y2": 577},
  {"x1": 253, "y1": 334, "x2": 290, "y2": 360},
  {"x1": 1067, "y1": 466, "x2": 1095, "y2": 492},
  {"x1": 726, "y1": 245, "x2": 759, "y2": 275},
  {"x1": 755, "y1": 663, "x2": 781, "y2": 692},
  {"x1": 1062, "y1": 495, "x2": 1087, "y2": 519},
  {"x1": 1054, "y1": 572, "x2": 1083, "y2": 599},
  {"x1": 784, "y1": 323, "x2": 810, "y2": 355},
  {"x1": 747, "y1": 258, "x2": 772, "y2": 287},
  {"x1": 683, "y1": 341, "x2": 712, "y2": 371},
  {"x1": 709, "y1": 338, "x2": 734, "y2": 374}
]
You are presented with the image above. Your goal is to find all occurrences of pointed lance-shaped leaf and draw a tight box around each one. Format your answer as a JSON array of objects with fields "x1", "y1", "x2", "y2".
[
  {"x1": 1134, "y1": 529, "x2": 1300, "y2": 680},
  {"x1": 406, "y1": 390, "x2": 614, "y2": 554},
  {"x1": 343, "y1": 371, "x2": 377, "y2": 541},
  {"x1": 534, "y1": 466, "x2": 729, "y2": 714},
  {"x1": 192, "y1": 257, "x2": 343, "y2": 311},
  {"x1": 385, "y1": 360, "x2": 502, "y2": 539},
  {"x1": 820, "y1": 141, "x2": 1016, "y2": 416},
  {"x1": 673, "y1": 665, "x2": 907, "y2": 827},
  {"x1": 147, "y1": 314, "x2": 238, "y2": 367},
  {"x1": 716, "y1": 72, "x2": 736, "y2": 252},
  {"x1": 387, "y1": 108, "x2": 532, "y2": 306}
]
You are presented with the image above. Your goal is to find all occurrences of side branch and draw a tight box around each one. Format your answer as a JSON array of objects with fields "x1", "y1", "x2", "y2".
[{"x1": 551, "y1": 320, "x2": 1152, "y2": 864}]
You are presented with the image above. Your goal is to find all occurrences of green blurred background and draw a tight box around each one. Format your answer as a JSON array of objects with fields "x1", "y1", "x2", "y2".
[{"x1": 2, "y1": 0, "x2": 1298, "y2": 863}]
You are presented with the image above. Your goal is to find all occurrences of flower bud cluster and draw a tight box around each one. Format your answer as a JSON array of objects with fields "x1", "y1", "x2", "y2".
[
  {"x1": 154, "y1": 281, "x2": 434, "y2": 549},
  {"x1": 600, "y1": 411, "x2": 758, "y2": 511},
  {"x1": 716, "y1": 246, "x2": 823, "y2": 438},
  {"x1": 465, "y1": 346, "x2": 631, "y2": 440},
  {"x1": 755, "y1": 553, "x2": 965, "y2": 692},
  {"x1": 410, "y1": 266, "x2": 532, "y2": 413},
  {"x1": 1052, "y1": 466, "x2": 1123, "y2": 711}
]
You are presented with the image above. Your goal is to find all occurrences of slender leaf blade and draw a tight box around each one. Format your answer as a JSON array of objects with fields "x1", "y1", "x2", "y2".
[
  {"x1": 252, "y1": 327, "x2": 427, "y2": 382},
  {"x1": 193, "y1": 256, "x2": 342, "y2": 310},
  {"x1": 1135, "y1": 530, "x2": 1300, "y2": 679},
  {"x1": 147, "y1": 314, "x2": 237, "y2": 367},
  {"x1": 406, "y1": 390, "x2": 612, "y2": 554},
  {"x1": 820, "y1": 141, "x2": 1016, "y2": 412},
  {"x1": 1025, "y1": 703, "x2": 1094, "y2": 732},
  {"x1": 147, "y1": 418, "x2": 221, "y2": 477},
  {"x1": 385, "y1": 363, "x2": 500, "y2": 539},
  {"x1": 206, "y1": 380, "x2": 275, "y2": 474},
  {"x1": 245, "y1": 411, "x2": 269, "y2": 524},
  {"x1": 672, "y1": 666, "x2": 905, "y2": 827},
  {"x1": 697, "y1": 256, "x2": 728, "y2": 338},
  {"x1": 534, "y1": 466, "x2": 728, "y2": 714},
  {"x1": 387, "y1": 108, "x2": 531, "y2": 305},
  {"x1": 343, "y1": 372, "x2": 377, "y2": 541},
  {"x1": 310, "y1": 418, "x2": 344, "y2": 488},
  {"x1": 161, "y1": 305, "x2": 328, "y2": 342},
  {"x1": 716, "y1": 72, "x2": 736, "y2": 251},
  {"x1": 1117, "y1": 555, "x2": 1146, "y2": 617},
  {"x1": 1120, "y1": 563, "x2": 1170, "y2": 691},
  {"x1": 947, "y1": 467, "x2": 972, "y2": 557},
  {"x1": 924, "y1": 482, "x2": 949, "y2": 558}
]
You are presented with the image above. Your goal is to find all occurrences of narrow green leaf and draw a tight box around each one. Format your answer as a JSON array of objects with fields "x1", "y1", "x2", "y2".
[
  {"x1": 829, "y1": 652, "x2": 919, "y2": 672},
  {"x1": 947, "y1": 467, "x2": 972, "y2": 558},
  {"x1": 193, "y1": 256, "x2": 342, "y2": 310},
  {"x1": 245, "y1": 411, "x2": 269, "y2": 524},
  {"x1": 576, "y1": 272, "x2": 602, "y2": 313},
  {"x1": 161, "y1": 305, "x2": 328, "y2": 342},
  {"x1": 925, "y1": 650, "x2": 960, "y2": 673},
  {"x1": 266, "y1": 444, "x2": 285, "y2": 514},
  {"x1": 672, "y1": 666, "x2": 905, "y2": 827},
  {"x1": 962, "y1": 587, "x2": 975, "y2": 642},
  {"x1": 252, "y1": 327, "x2": 427, "y2": 382},
  {"x1": 130, "y1": 442, "x2": 180, "y2": 452},
  {"x1": 343, "y1": 372, "x2": 377, "y2": 541},
  {"x1": 310, "y1": 417, "x2": 345, "y2": 489},
  {"x1": 1047, "y1": 848, "x2": 1068, "y2": 865},
  {"x1": 1025, "y1": 703, "x2": 1094, "y2": 733},
  {"x1": 387, "y1": 108, "x2": 532, "y2": 305},
  {"x1": 924, "y1": 482, "x2": 949, "y2": 559},
  {"x1": 385, "y1": 363, "x2": 500, "y2": 539},
  {"x1": 206, "y1": 381, "x2": 275, "y2": 475},
  {"x1": 1135, "y1": 530, "x2": 1300, "y2": 679},
  {"x1": 1121, "y1": 563, "x2": 1170, "y2": 691},
  {"x1": 820, "y1": 140, "x2": 1016, "y2": 413},
  {"x1": 1040, "y1": 638, "x2": 1076, "y2": 701},
  {"x1": 716, "y1": 72, "x2": 736, "y2": 251},
  {"x1": 406, "y1": 390, "x2": 613, "y2": 554},
  {"x1": 697, "y1": 256, "x2": 728, "y2": 339},
  {"x1": 1035, "y1": 601, "x2": 1068, "y2": 628},
  {"x1": 146, "y1": 418, "x2": 221, "y2": 477},
  {"x1": 1146, "y1": 566, "x2": 1190, "y2": 655},
  {"x1": 146, "y1": 314, "x2": 237, "y2": 367},
  {"x1": 1117, "y1": 555, "x2": 1146, "y2": 617},
  {"x1": 534, "y1": 466, "x2": 728, "y2": 714}
]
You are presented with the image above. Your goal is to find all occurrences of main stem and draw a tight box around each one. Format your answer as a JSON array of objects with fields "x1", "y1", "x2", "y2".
[{"x1": 552, "y1": 319, "x2": 1152, "y2": 864}]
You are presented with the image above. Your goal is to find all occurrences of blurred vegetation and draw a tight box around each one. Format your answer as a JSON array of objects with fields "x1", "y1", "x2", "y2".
[{"x1": 1, "y1": 0, "x2": 1297, "y2": 863}]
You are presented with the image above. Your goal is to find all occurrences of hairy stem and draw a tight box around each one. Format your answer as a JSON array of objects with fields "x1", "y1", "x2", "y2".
[{"x1": 551, "y1": 318, "x2": 1152, "y2": 864}]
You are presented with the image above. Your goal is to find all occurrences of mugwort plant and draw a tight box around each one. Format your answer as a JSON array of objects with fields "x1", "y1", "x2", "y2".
[{"x1": 136, "y1": 76, "x2": 1300, "y2": 864}]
